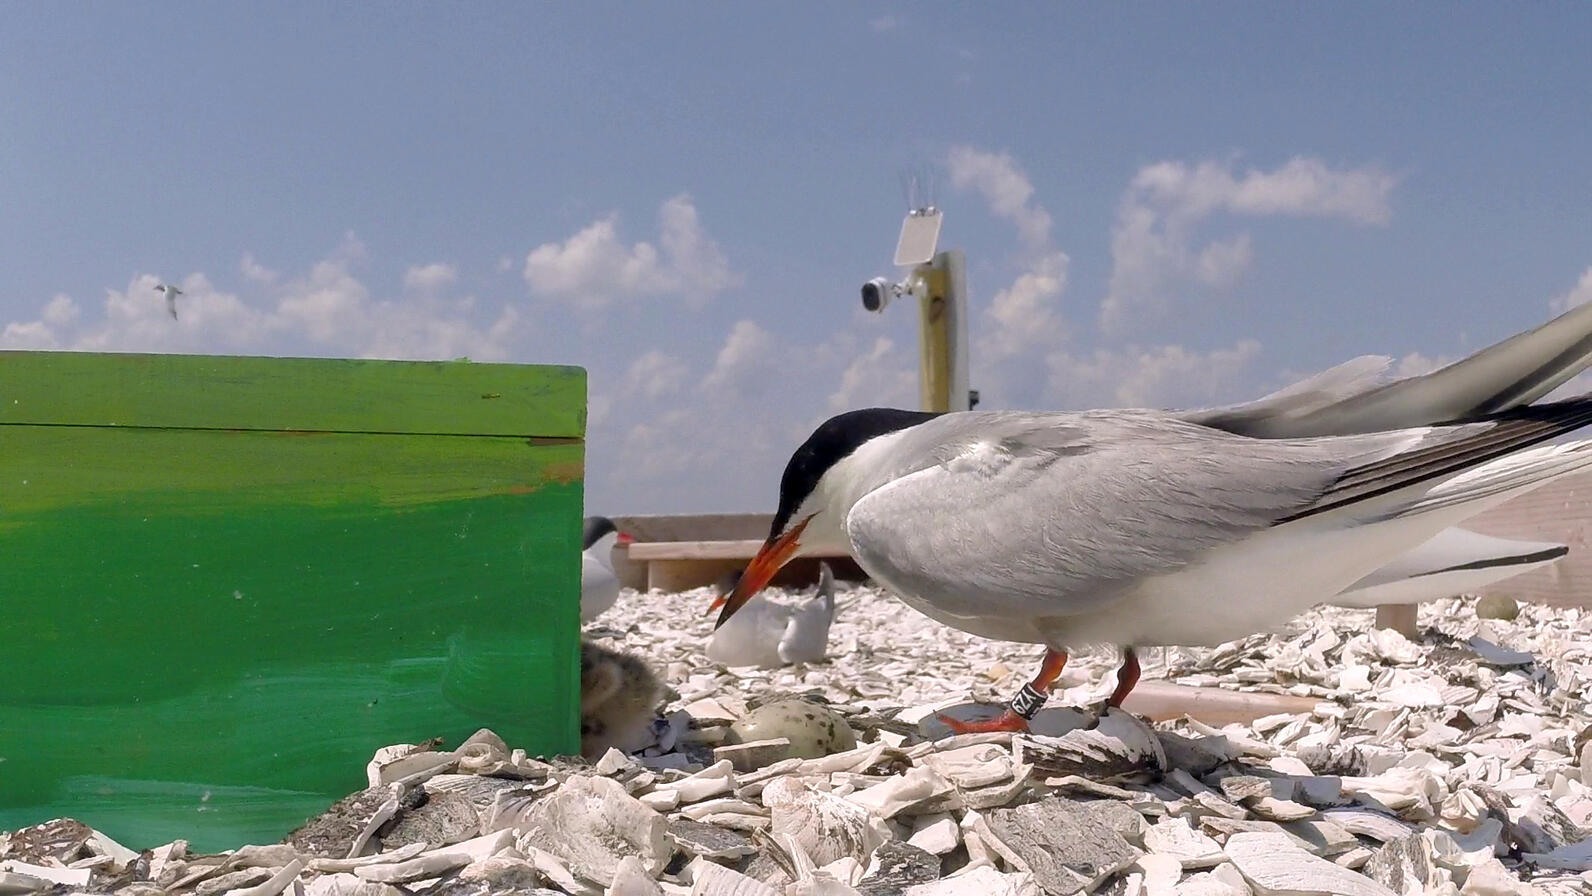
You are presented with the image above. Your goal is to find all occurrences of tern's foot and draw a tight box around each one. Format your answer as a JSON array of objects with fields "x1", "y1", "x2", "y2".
[{"x1": 936, "y1": 709, "x2": 1031, "y2": 734}]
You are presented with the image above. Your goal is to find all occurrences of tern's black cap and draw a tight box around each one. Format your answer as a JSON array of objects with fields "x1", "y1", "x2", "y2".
[
  {"x1": 769, "y1": 407, "x2": 941, "y2": 540},
  {"x1": 582, "y1": 515, "x2": 618, "y2": 549}
]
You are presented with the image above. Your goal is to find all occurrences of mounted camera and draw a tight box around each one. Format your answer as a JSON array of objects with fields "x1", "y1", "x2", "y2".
[{"x1": 860, "y1": 276, "x2": 895, "y2": 313}]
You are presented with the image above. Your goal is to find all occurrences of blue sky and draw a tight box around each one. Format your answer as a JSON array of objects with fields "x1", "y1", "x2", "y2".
[{"x1": 4, "y1": 4, "x2": 1591, "y2": 513}]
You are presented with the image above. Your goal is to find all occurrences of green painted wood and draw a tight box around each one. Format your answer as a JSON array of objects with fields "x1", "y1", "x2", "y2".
[
  {"x1": 0, "y1": 351, "x2": 586, "y2": 437},
  {"x1": 0, "y1": 354, "x2": 584, "y2": 852}
]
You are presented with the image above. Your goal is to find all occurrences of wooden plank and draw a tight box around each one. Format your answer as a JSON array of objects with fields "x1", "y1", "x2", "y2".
[
  {"x1": 0, "y1": 351, "x2": 586, "y2": 437},
  {"x1": 629, "y1": 538, "x2": 856, "y2": 562},
  {"x1": 611, "y1": 513, "x2": 772, "y2": 542},
  {"x1": 648, "y1": 558, "x2": 745, "y2": 592},
  {"x1": 628, "y1": 539, "x2": 768, "y2": 561}
]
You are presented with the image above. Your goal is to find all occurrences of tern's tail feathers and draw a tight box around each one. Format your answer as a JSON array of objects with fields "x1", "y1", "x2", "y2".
[
  {"x1": 1190, "y1": 355, "x2": 1393, "y2": 434},
  {"x1": 1333, "y1": 527, "x2": 1568, "y2": 608},
  {"x1": 1194, "y1": 301, "x2": 1592, "y2": 438},
  {"x1": 1314, "y1": 300, "x2": 1592, "y2": 429}
]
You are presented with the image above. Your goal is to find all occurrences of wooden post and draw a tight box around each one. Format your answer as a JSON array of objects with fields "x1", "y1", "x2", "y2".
[
  {"x1": 1375, "y1": 603, "x2": 1420, "y2": 639},
  {"x1": 915, "y1": 250, "x2": 971, "y2": 414},
  {"x1": 917, "y1": 265, "x2": 952, "y2": 413}
]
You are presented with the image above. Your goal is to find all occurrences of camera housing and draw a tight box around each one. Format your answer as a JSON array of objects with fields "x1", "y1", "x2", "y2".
[{"x1": 860, "y1": 276, "x2": 895, "y2": 313}]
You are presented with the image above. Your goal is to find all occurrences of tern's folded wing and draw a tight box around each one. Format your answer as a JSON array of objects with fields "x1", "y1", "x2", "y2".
[{"x1": 843, "y1": 422, "x2": 1347, "y2": 622}]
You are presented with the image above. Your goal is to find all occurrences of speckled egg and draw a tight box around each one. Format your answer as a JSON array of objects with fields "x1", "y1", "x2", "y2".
[{"x1": 730, "y1": 697, "x2": 857, "y2": 760}]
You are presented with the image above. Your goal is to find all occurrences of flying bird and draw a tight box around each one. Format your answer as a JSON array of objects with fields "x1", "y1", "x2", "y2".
[
  {"x1": 155, "y1": 283, "x2": 183, "y2": 320},
  {"x1": 716, "y1": 301, "x2": 1592, "y2": 733}
]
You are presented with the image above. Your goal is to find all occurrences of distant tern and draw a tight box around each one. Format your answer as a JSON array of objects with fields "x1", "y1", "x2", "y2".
[
  {"x1": 155, "y1": 283, "x2": 182, "y2": 320},
  {"x1": 716, "y1": 305, "x2": 1592, "y2": 733},
  {"x1": 706, "y1": 562, "x2": 837, "y2": 667},
  {"x1": 581, "y1": 516, "x2": 634, "y2": 623}
]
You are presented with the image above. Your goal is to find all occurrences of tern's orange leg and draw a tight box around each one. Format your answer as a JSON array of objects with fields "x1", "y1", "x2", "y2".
[
  {"x1": 1107, "y1": 647, "x2": 1141, "y2": 709},
  {"x1": 938, "y1": 648, "x2": 1069, "y2": 734}
]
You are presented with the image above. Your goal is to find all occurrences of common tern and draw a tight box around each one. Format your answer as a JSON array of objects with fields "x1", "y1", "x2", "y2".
[
  {"x1": 706, "y1": 562, "x2": 838, "y2": 667},
  {"x1": 581, "y1": 516, "x2": 634, "y2": 623},
  {"x1": 718, "y1": 377, "x2": 1592, "y2": 732},
  {"x1": 155, "y1": 283, "x2": 182, "y2": 320}
]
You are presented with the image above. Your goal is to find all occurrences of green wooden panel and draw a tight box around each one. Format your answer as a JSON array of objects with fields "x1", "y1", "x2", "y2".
[
  {"x1": 0, "y1": 356, "x2": 585, "y2": 852},
  {"x1": 0, "y1": 351, "x2": 586, "y2": 437}
]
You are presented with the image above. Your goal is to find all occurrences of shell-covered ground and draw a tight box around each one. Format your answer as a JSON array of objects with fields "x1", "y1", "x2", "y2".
[{"x1": 8, "y1": 579, "x2": 1592, "y2": 895}]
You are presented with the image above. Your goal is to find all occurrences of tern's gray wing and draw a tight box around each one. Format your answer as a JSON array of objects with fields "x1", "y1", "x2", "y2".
[
  {"x1": 843, "y1": 413, "x2": 1371, "y2": 623},
  {"x1": 1187, "y1": 301, "x2": 1592, "y2": 438}
]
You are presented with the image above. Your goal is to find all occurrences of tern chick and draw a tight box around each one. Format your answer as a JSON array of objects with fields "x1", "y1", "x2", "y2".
[{"x1": 579, "y1": 640, "x2": 662, "y2": 759}]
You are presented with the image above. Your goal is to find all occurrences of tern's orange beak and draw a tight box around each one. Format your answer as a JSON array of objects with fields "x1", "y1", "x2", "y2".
[
  {"x1": 617, "y1": 531, "x2": 635, "y2": 545},
  {"x1": 712, "y1": 516, "x2": 812, "y2": 629}
]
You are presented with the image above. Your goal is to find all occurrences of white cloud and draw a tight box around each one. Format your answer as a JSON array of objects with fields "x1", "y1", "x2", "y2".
[
  {"x1": 403, "y1": 262, "x2": 457, "y2": 293},
  {"x1": 827, "y1": 336, "x2": 917, "y2": 412},
  {"x1": 277, "y1": 257, "x2": 370, "y2": 343},
  {"x1": 945, "y1": 147, "x2": 1052, "y2": 251},
  {"x1": 870, "y1": 15, "x2": 897, "y2": 32},
  {"x1": 240, "y1": 252, "x2": 277, "y2": 284},
  {"x1": 1046, "y1": 339, "x2": 1265, "y2": 410},
  {"x1": 0, "y1": 238, "x2": 519, "y2": 362},
  {"x1": 946, "y1": 146, "x2": 1072, "y2": 408},
  {"x1": 1, "y1": 318, "x2": 59, "y2": 350},
  {"x1": 1102, "y1": 156, "x2": 1397, "y2": 334},
  {"x1": 41, "y1": 293, "x2": 79, "y2": 328},
  {"x1": 588, "y1": 321, "x2": 927, "y2": 513},
  {"x1": 702, "y1": 319, "x2": 777, "y2": 393},
  {"x1": 1550, "y1": 266, "x2": 1592, "y2": 314},
  {"x1": 983, "y1": 251, "x2": 1069, "y2": 361},
  {"x1": 523, "y1": 194, "x2": 739, "y2": 310},
  {"x1": 1129, "y1": 156, "x2": 1395, "y2": 225},
  {"x1": 622, "y1": 349, "x2": 690, "y2": 399},
  {"x1": 1193, "y1": 233, "x2": 1253, "y2": 289}
]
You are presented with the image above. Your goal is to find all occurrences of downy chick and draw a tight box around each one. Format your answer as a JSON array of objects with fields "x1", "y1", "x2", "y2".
[{"x1": 579, "y1": 640, "x2": 662, "y2": 759}]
